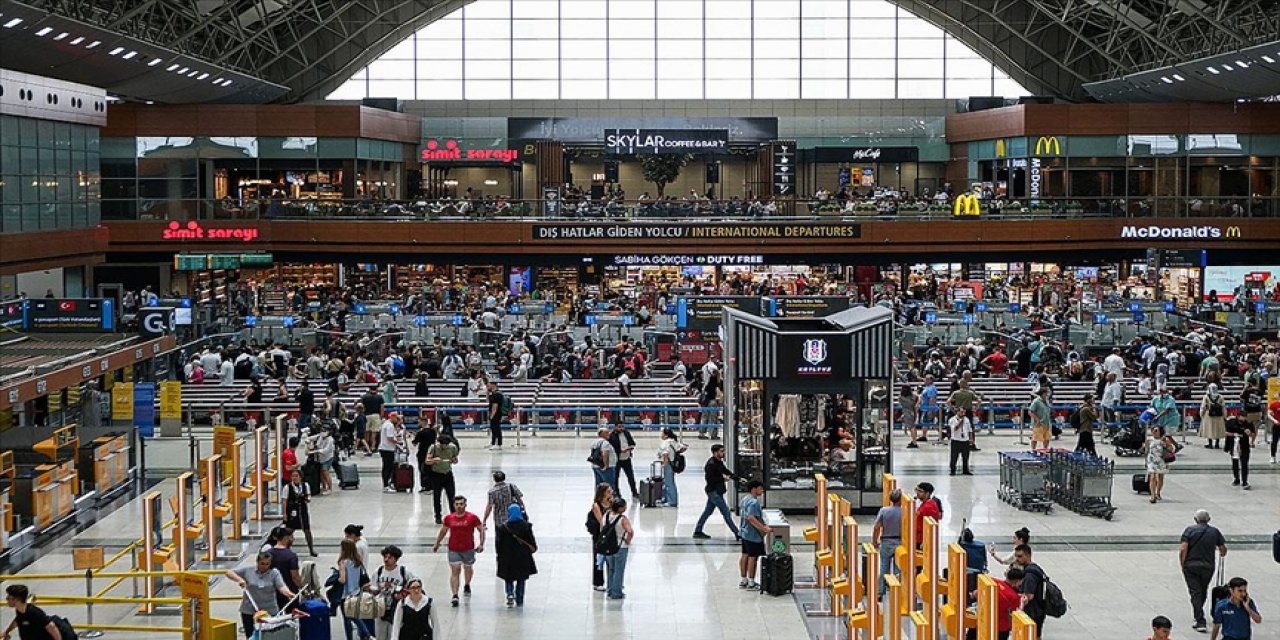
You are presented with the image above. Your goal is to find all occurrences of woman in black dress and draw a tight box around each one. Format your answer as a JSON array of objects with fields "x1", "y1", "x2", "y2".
[{"x1": 283, "y1": 468, "x2": 318, "y2": 556}]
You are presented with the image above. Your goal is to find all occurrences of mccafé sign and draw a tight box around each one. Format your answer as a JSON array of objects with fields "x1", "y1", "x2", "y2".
[
  {"x1": 1120, "y1": 225, "x2": 1241, "y2": 240},
  {"x1": 162, "y1": 220, "x2": 259, "y2": 242},
  {"x1": 420, "y1": 139, "x2": 520, "y2": 163}
]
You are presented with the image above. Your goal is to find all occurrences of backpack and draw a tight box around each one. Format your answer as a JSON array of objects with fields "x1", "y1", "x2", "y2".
[
  {"x1": 670, "y1": 443, "x2": 687, "y2": 474},
  {"x1": 499, "y1": 393, "x2": 513, "y2": 417},
  {"x1": 1068, "y1": 409, "x2": 1082, "y2": 430},
  {"x1": 390, "y1": 355, "x2": 405, "y2": 376},
  {"x1": 376, "y1": 565, "x2": 407, "y2": 622},
  {"x1": 51, "y1": 615, "x2": 78, "y2": 640},
  {"x1": 594, "y1": 515, "x2": 621, "y2": 556},
  {"x1": 587, "y1": 441, "x2": 605, "y2": 468},
  {"x1": 1042, "y1": 577, "x2": 1068, "y2": 618},
  {"x1": 1208, "y1": 398, "x2": 1224, "y2": 418}
]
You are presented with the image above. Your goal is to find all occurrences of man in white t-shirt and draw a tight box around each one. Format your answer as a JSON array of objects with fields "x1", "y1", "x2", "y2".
[
  {"x1": 219, "y1": 359, "x2": 234, "y2": 385},
  {"x1": 378, "y1": 413, "x2": 404, "y2": 493},
  {"x1": 1103, "y1": 348, "x2": 1126, "y2": 381}
]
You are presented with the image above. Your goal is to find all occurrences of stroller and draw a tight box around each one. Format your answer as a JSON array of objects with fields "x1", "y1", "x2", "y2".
[{"x1": 1113, "y1": 409, "x2": 1153, "y2": 457}]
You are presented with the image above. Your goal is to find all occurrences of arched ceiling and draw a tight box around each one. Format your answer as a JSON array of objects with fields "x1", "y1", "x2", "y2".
[{"x1": 4, "y1": 0, "x2": 1278, "y2": 103}]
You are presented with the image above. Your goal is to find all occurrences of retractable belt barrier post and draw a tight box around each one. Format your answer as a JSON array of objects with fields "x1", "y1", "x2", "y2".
[
  {"x1": 914, "y1": 516, "x2": 941, "y2": 640},
  {"x1": 845, "y1": 543, "x2": 882, "y2": 640},
  {"x1": 1011, "y1": 611, "x2": 1037, "y2": 640},
  {"x1": 975, "y1": 573, "x2": 999, "y2": 640},
  {"x1": 941, "y1": 543, "x2": 975, "y2": 639},
  {"x1": 896, "y1": 494, "x2": 917, "y2": 617},
  {"x1": 800, "y1": 474, "x2": 830, "y2": 590}
]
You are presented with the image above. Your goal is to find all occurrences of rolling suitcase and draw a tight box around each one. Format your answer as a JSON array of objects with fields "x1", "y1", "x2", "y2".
[
  {"x1": 298, "y1": 599, "x2": 331, "y2": 640},
  {"x1": 1273, "y1": 530, "x2": 1280, "y2": 564},
  {"x1": 638, "y1": 462, "x2": 663, "y2": 508},
  {"x1": 393, "y1": 464, "x2": 415, "y2": 492},
  {"x1": 337, "y1": 461, "x2": 360, "y2": 490},
  {"x1": 302, "y1": 460, "x2": 323, "y2": 496},
  {"x1": 1131, "y1": 474, "x2": 1150, "y2": 494},
  {"x1": 759, "y1": 552, "x2": 794, "y2": 597}
]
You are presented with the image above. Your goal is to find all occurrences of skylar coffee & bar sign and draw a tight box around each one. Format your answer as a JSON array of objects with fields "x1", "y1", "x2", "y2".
[{"x1": 533, "y1": 223, "x2": 861, "y2": 240}]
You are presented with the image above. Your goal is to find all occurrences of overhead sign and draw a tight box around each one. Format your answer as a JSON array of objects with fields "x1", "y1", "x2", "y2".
[
  {"x1": 1159, "y1": 249, "x2": 1207, "y2": 268},
  {"x1": 604, "y1": 128, "x2": 729, "y2": 154},
  {"x1": 677, "y1": 296, "x2": 763, "y2": 331},
  {"x1": 133, "y1": 382, "x2": 156, "y2": 438},
  {"x1": 765, "y1": 296, "x2": 852, "y2": 318},
  {"x1": 138, "y1": 307, "x2": 176, "y2": 337},
  {"x1": 162, "y1": 220, "x2": 259, "y2": 242},
  {"x1": 534, "y1": 223, "x2": 860, "y2": 241},
  {"x1": 773, "y1": 141, "x2": 795, "y2": 196},
  {"x1": 611, "y1": 254, "x2": 765, "y2": 266},
  {"x1": 0, "y1": 300, "x2": 23, "y2": 330},
  {"x1": 25, "y1": 298, "x2": 115, "y2": 332},
  {"x1": 508, "y1": 117, "x2": 778, "y2": 144},
  {"x1": 812, "y1": 147, "x2": 919, "y2": 163},
  {"x1": 1029, "y1": 157, "x2": 1043, "y2": 200},
  {"x1": 420, "y1": 138, "x2": 520, "y2": 163},
  {"x1": 1121, "y1": 225, "x2": 1240, "y2": 240}
]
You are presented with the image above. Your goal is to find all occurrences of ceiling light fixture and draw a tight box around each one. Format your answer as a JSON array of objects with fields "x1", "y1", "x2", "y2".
[
  {"x1": 69, "y1": 36, "x2": 84, "y2": 45},
  {"x1": 212, "y1": 77, "x2": 224, "y2": 84},
  {"x1": 177, "y1": 67, "x2": 189, "y2": 74},
  {"x1": 2, "y1": 18, "x2": 23, "y2": 28},
  {"x1": 85, "y1": 40, "x2": 100, "y2": 49},
  {"x1": 35, "y1": 27, "x2": 52, "y2": 36},
  {"x1": 53, "y1": 32, "x2": 68, "y2": 40},
  {"x1": 122, "y1": 50, "x2": 138, "y2": 59},
  {"x1": 223, "y1": 80, "x2": 233, "y2": 87},
  {"x1": 197, "y1": 72, "x2": 209, "y2": 80},
  {"x1": 149, "y1": 58, "x2": 162, "y2": 66},
  {"x1": 108, "y1": 46, "x2": 124, "y2": 55},
  {"x1": 1207, "y1": 67, "x2": 1220, "y2": 74},
  {"x1": 1236, "y1": 60, "x2": 1248, "y2": 67},
  {"x1": 1161, "y1": 77, "x2": 1173, "y2": 84},
  {"x1": 1263, "y1": 55, "x2": 1276, "y2": 64},
  {"x1": 1172, "y1": 74, "x2": 1185, "y2": 81},
  {"x1": 166, "y1": 63, "x2": 179, "y2": 71},
  {"x1": 1221, "y1": 64, "x2": 1233, "y2": 71},
  {"x1": 187, "y1": 70, "x2": 199, "y2": 77}
]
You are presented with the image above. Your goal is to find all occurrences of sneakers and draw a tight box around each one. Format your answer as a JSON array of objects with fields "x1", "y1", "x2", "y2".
[
  {"x1": 1243, "y1": 483, "x2": 1251, "y2": 490},
  {"x1": 692, "y1": 531, "x2": 711, "y2": 540},
  {"x1": 1271, "y1": 457, "x2": 1277, "y2": 465},
  {"x1": 383, "y1": 486, "x2": 396, "y2": 493},
  {"x1": 593, "y1": 585, "x2": 607, "y2": 592},
  {"x1": 1232, "y1": 479, "x2": 1241, "y2": 486},
  {"x1": 463, "y1": 585, "x2": 472, "y2": 597},
  {"x1": 451, "y1": 595, "x2": 459, "y2": 607},
  {"x1": 506, "y1": 595, "x2": 515, "y2": 608},
  {"x1": 906, "y1": 443, "x2": 919, "y2": 449},
  {"x1": 738, "y1": 579, "x2": 749, "y2": 589},
  {"x1": 1192, "y1": 621, "x2": 1207, "y2": 632},
  {"x1": 745, "y1": 581, "x2": 760, "y2": 590}
]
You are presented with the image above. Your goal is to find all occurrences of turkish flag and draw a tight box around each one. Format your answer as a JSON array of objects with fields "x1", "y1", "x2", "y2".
[{"x1": 58, "y1": 301, "x2": 77, "y2": 312}]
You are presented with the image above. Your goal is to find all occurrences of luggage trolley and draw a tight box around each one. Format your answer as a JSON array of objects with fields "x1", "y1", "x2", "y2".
[
  {"x1": 996, "y1": 451, "x2": 1052, "y2": 513},
  {"x1": 1046, "y1": 450, "x2": 1116, "y2": 520}
]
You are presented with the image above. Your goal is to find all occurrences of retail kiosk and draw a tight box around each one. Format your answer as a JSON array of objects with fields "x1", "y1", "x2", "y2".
[{"x1": 722, "y1": 305, "x2": 893, "y2": 513}]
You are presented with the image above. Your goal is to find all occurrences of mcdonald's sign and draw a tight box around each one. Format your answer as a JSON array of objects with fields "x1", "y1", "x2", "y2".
[
  {"x1": 953, "y1": 194, "x2": 981, "y2": 217},
  {"x1": 1226, "y1": 226, "x2": 1242, "y2": 238},
  {"x1": 1034, "y1": 136, "x2": 1062, "y2": 156},
  {"x1": 995, "y1": 139, "x2": 1007, "y2": 158}
]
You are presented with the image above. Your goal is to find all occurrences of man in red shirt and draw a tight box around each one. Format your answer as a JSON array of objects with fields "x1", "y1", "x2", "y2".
[
  {"x1": 914, "y1": 482, "x2": 942, "y2": 546},
  {"x1": 980, "y1": 568, "x2": 1025, "y2": 640},
  {"x1": 433, "y1": 495, "x2": 485, "y2": 607},
  {"x1": 981, "y1": 347, "x2": 1009, "y2": 377}
]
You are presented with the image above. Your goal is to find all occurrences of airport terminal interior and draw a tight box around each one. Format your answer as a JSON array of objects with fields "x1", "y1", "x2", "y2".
[{"x1": 3, "y1": 1, "x2": 1280, "y2": 639}]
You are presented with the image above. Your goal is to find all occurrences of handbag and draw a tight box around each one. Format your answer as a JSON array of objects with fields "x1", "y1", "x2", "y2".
[
  {"x1": 342, "y1": 591, "x2": 384, "y2": 619},
  {"x1": 1161, "y1": 437, "x2": 1177, "y2": 464}
]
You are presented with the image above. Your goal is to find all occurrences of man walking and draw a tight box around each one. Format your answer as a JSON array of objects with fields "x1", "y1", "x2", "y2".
[
  {"x1": 692, "y1": 444, "x2": 740, "y2": 540},
  {"x1": 486, "y1": 381, "x2": 506, "y2": 450},
  {"x1": 610, "y1": 422, "x2": 639, "y2": 498},
  {"x1": 948, "y1": 408, "x2": 975, "y2": 476},
  {"x1": 871, "y1": 488, "x2": 903, "y2": 598},
  {"x1": 3, "y1": 585, "x2": 64, "y2": 640},
  {"x1": 482, "y1": 470, "x2": 525, "y2": 551},
  {"x1": 1180, "y1": 509, "x2": 1227, "y2": 632},
  {"x1": 737, "y1": 480, "x2": 772, "y2": 590},
  {"x1": 432, "y1": 495, "x2": 485, "y2": 608},
  {"x1": 1028, "y1": 387, "x2": 1052, "y2": 450},
  {"x1": 1012, "y1": 544, "x2": 1048, "y2": 638},
  {"x1": 360, "y1": 386, "x2": 384, "y2": 455},
  {"x1": 589, "y1": 428, "x2": 618, "y2": 493}
]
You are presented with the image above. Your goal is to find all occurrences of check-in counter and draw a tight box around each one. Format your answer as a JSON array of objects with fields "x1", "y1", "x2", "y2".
[
  {"x1": 12, "y1": 426, "x2": 81, "y2": 532},
  {"x1": 0, "y1": 451, "x2": 14, "y2": 554},
  {"x1": 77, "y1": 432, "x2": 130, "y2": 496}
]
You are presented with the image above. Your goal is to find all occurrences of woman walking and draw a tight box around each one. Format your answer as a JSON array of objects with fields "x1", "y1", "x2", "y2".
[
  {"x1": 1225, "y1": 417, "x2": 1256, "y2": 490},
  {"x1": 587, "y1": 483, "x2": 613, "y2": 592},
  {"x1": 598, "y1": 498, "x2": 634, "y2": 600},
  {"x1": 1199, "y1": 384, "x2": 1227, "y2": 449},
  {"x1": 336, "y1": 539, "x2": 374, "y2": 640},
  {"x1": 1075, "y1": 394, "x2": 1099, "y2": 457},
  {"x1": 389, "y1": 578, "x2": 439, "y2": 640},
  {"x1": 1143, "y1": 425, "x2": 1175, "y2": 503},
  {"x1": 900, "y1": 385, "x2": 920, "y2": 449},
  {"x1": 657, "y1": 428, "x2": 686, "y2": 507},
  {"x1": 496, "y1": 504, "x2": 538, "y2": 607}
]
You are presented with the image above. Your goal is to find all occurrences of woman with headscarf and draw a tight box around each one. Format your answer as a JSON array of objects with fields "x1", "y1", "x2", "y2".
[
  {"x1": 496, "y1": 503, "x2": 537, "y2": 608},
  {"x1": 1199, "y1": 383, "x2": 1227, "y2": 449}
]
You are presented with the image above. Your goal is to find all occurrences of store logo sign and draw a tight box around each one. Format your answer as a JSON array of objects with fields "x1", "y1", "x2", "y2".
[
  {"x1": 1120, "y1": 225, "x2": 1237, "y2": 240},
  {"x1": 1029, "y1": 157, "x2": 1043, "y2": 199},
  {"x1": 802, "y1": 339, "x2": 828, "y2": 365},
  {"x1": 1034, "y1": 136, "x2": 1062, "y2": 156},
  {"x1": 162, "y1": 221, "x2": 259, "y2": 242},
  {"x1": 420, "y1": 139, "x2": 520, "y2": 163},
  {"x1": 953, "y1": 194, "x2": 981, "y2": 217},
  {"x1": 850, "y1": 148, "x2": 882, "y2": 161}
]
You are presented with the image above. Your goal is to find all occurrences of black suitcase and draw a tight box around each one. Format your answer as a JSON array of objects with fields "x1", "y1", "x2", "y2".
[
  {"x1": 639, "y1": 462, "x2": 663, "y2": 508},
  {"x1": 1273, "y1": 530, "x2": 1280, "y2": 564},
  {"x1": 303, "y1": 460, "x2": 323, "y2": 496},
  {"x1": 337, "y1": 461, "x2": 360, "y2": 490},
  {"x1": 759, "y1": 552, "x2": 794, "y2": 597},
  {"x1": 1131, "y1": 474, "x2": 1150, "y2": 494}
]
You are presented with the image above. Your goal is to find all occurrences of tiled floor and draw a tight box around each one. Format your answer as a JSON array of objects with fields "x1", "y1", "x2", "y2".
[{"x1": 9, "y1": 429, "x2": 1280, "y2": 639}]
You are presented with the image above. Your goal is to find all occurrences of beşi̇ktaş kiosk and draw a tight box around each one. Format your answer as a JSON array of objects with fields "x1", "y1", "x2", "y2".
[{"x1": 722, "y1": 305, "x2": 893, "y2": 513}]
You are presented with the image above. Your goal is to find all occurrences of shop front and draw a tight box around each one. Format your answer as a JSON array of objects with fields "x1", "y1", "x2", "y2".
[
  {"x1": 722, "y1": 305, "x2": 893, "y2": 513},
  {"x1": 800, "y1": 146, "x2": 944, "y2": 205}
]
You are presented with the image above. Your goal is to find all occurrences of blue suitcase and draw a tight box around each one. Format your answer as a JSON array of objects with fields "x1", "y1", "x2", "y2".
[{"x1": 298, "y1": 599, "x2": 331, "y2": 640}]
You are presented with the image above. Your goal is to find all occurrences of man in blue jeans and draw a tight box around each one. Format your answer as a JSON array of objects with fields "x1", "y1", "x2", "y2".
[
  {"x1": 692, "y1": 444, "x2": 740, "y2": 540},
  {"x1": 590, "y1": 428, "x2": 618, "y2": 493},
  {"x1": 871, "y1": 488, "x2": 904, "y2": 598}
]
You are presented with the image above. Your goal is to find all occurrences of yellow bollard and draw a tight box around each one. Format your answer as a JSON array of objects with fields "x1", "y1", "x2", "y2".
[
  {"x1": 975, "y1": 573, "x2": 999, "y2": 640},
  {"x1": 885, "y1": 574, "x2": 905, "y2": 640},
  {"x1": 913, "y1": 516, "x2": 940, "y2": 640},
  {"x1": 897, "y1": 494, "x2": 917, "y2": 617},
  {"x1": 941, "y1": 543, "x2": 975, "y2": 639},
  {"x1": 882, "y1": 472, "x2": 898, "y2": 506},
  {"x1": 1011, "y1": 611, "x2": 1037, "y2": 640}
]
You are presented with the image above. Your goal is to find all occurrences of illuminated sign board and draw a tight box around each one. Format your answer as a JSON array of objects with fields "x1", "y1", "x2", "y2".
[
  {"x1": 533, "y1": 223, "x2": 860, "y2": 241},
  {"x1": 605, "y1": 128, "x2": 729, "y2": 155},
  {"x1": 25, "y1": 298, "x2": 115, "y2": 332},
  {"x1": 611, "y1": 254, "x2": 765, "y2": 266},
  {"x1": 419, "y1": 139, "x2": 520, "y2": 163},
  {"x1": 162, "y1": 221, "x2": 260, "y2": 242},
  {"x1": 1120, "y1": 225, "x2": 1240, "y2": 240}
]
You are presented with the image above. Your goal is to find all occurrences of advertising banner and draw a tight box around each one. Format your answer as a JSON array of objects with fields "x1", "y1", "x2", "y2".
[
  {"x1": 160, "y1": 380, "x2": 183, "y2": 421},
  {"x1": 24, "y1": 298, "x2": 115, "y2": 332},
  {"x1": 777, "y1": 333, "x2": 852, "y2": 379},
  {"x1": 111, "y1": 382, "x2": 133, "y2": 422},
  {"x1": 605, "y1": 128, "x2": 729, "y2": 154},
  {"x1": 133, "y1": 382, "x2": 156, "y2": 438}
]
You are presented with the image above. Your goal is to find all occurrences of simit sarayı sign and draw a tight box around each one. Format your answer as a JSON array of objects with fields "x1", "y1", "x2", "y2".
[
  {"x1": 1120, "y1": 225, "x2": 1240, "y2": 240},
  {"x1": 420, "y1": 139, "x2": 520, "y2": 163},
  {"x1": 162, "y1": 221, "x2": 259, "y2": 242}
]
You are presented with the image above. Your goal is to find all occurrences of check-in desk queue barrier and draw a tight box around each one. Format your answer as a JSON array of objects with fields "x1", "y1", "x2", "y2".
[{"x1": 797, "y1": 472, "x2": 1034, "y2": 639}]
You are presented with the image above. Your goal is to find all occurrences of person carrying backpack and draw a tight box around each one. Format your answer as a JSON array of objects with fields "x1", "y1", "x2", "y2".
[
  {"x1": 3, "y1": 584, "x2": 70, "y2": 640},
  {"x1": 1011, "y1": 544, "x2": 1067, "y2": 639}
]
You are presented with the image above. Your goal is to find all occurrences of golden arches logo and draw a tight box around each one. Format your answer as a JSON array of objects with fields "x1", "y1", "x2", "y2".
[
  {"x1": 954, "y1": 194, "x2": 981, "y2": 217},
  {"x1": 1034, "y1": 136, "x2": 1062, "y2": 156},
  {"x1": 1226, "y1": 226, "x2": 1242, "y2": 238}
]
